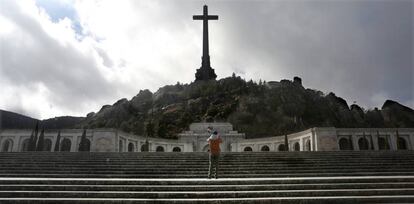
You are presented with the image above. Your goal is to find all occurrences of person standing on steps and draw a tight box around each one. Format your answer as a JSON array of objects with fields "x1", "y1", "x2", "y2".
[{"x1": 207, "y1": 126, "x2": 222, "y2": 179}]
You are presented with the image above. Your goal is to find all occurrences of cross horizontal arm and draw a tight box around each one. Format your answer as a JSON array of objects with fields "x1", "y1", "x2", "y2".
[
  {"x1": 193, "y1": 15, "x2": 219, "y2": 20},
  {"x1": 193, "y1": 15, "x2": 204, "y2": 20}
]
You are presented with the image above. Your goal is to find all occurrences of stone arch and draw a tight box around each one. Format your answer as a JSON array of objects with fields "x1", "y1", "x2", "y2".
[
  {"x1": 293, "y1": 142, "x2": 300, "y2": 151},
  {"x1": 305, "y1": 139, "x2": 311, "y2": 151},
  {"x1": 172, "y1": 147, "x2": 181, "y2": 152},
  {"x1": 243, "y1": 146, "x2": 253, "y2": 152},
  {"x1": 128, "y1": 143, "x2": 134, "y2": 152},
  {"x1": 21, "y1": 139, "x2": 30, "y2": 152},
  {"x1": 260, "y1": 145, "x2": 270, "y2": 152},
  {"x1": 156, "y1": 146, "x2": 165, "y2": 152},
  {"x1": 398, "y1": 137, "x2": 408, "y2": 150},
  {"x1": 1, "y1": 139, "x2": 13, "y2": 152},
  {"x1": 60, "y1": 138, "x2": 71, "y2": 152},
  {"x1": 44, "y1": 139, "x2": 52, "y2": 151},
  {"x1": 358, "y1": 138, "x2": 369, "y2": 150},
  {"x1": 278, "y1": 144, "x2": 286, "y2": 151},
  {"x1": 378, "y1": 137, "x2": 390, "y2": 150},
  {"x1": 339, "y1": 138, "x2": 352, "y2": 150}
]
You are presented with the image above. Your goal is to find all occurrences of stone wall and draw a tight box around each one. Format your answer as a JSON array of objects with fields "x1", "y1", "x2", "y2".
[
  {"x1": 1, "y1": 126, "x2": 413, "y2": 153},
  {"x1": 234, "y1": 128, "x2": 314, "y2": 152}
]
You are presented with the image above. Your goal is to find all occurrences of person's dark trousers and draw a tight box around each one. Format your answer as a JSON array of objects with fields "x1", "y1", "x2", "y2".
[{"x1": 208, "y1": 154, "x2": 219, "y2": 179}]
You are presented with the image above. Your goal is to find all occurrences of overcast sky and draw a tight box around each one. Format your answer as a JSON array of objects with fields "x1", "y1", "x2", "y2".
[{"x1": 0, "y1": 0, "x2": 413, "y2": 119}]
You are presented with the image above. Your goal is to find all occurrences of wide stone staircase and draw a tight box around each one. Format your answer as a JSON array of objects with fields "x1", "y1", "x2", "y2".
[{"x1": 0, "y1": 151, "x2": 414, "y2": 203}]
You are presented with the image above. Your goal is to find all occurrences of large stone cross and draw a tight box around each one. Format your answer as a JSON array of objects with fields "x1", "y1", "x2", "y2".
[{"x1": 193, "y1": 5, "x2": 218, "y2": 81}]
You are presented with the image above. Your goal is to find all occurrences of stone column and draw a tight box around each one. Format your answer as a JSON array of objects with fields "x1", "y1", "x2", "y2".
[
  {"x1": 310, "y1": 136, "x2": 314, "y2": 151},
  {"x1": 404, "y1": 134, "x2": 412, "y2": 150},
  {"x1": 14, "y1": 136, "x2": 20, "y2": 152},
  {"x1": 410, "y1": 133, "x2": 414, "y2": 150},
  {"x1": 371, "y1": 133, "x2": 379, "y2": 150},
  {"x1": 71, "y1": 135, "x2": 78, "y2": 152},
  {"x1": 300, "y1": 138, "x2": 304, "y2": 151},
  {"x1": 389, "y1": 132, "x2": 398, "y2": 150},
  {"x1": 13, "y1": 136, "x2": 20, "y2": 152},
  {"x1": 351, "y1": 134, "x2": 359, "y2": 151},
  {"x1": 90, "y1": 131, "x2": 96, "y2": 152},
  {"x1": 195, "y1": 136, "x2": 199, "y2": 152},
  {"x1": 51, "y1": 134, "x2": 56, "y2": 152},
  {"x1": 138, "y1": 141, "x2": 142, "y2": 152},
  {"x1": 311, "y1": 129, "x2": 316, "y2": 151}
]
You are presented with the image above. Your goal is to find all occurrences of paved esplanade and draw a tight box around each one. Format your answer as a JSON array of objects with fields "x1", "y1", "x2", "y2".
[{"x1": 193, "y1": 5, "x2": 218, "y2": 81}]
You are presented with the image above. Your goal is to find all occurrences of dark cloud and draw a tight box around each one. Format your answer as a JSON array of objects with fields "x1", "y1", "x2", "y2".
[{"x1": 206, "y1": 0, "x2": 413, "y2": 109}]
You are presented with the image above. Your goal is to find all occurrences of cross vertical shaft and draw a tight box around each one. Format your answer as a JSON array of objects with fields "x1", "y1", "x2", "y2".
[{"x1": 193, "y1": 5, "x2": 218, "y2": 81}]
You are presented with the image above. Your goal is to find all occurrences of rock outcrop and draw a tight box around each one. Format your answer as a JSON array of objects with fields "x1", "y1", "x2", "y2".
[{"x1": 2, "y1": 76, "x2": 413, "y2": 138}]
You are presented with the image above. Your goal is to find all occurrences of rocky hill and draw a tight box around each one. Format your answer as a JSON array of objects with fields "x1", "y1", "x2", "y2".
[
  {"x1": 78, "y1": 76, "x2": 413, "y2": 138},
  {"x1": 2, "y1": 76, "x2": 413, "y2": 138},
  {"x1": 0, "y1": 110, "x2": 83, "y2": 130},
  {"x1": 0, "y1": 110, "x2": 38, "y2": 129}
]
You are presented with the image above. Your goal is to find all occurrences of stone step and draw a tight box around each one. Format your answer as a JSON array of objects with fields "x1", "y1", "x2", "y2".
[
  {"x1": 8, "y1": 156, "x2": 401, "y2": 160},
  {"x1": 1, "y1": 153, "x2": 412, "y2": 156},
  {"x1": 0, "y1": 159, "x2": 410, "y2": 164},
  {"x1": 1, "y1": 158, "x2": 411, "y2": 162},
  {"x1": 3, "y1": 161, "x2": 413, "y2": 166},
  {"x1": 1, "y1": 168, "x2": 413, "y2": 174},
  {"x1": 2, "y1": 159, "x2": 412, "y2": 163},
  {"x1": 2, "y1": 163, "x2": 411, "y2": 168},
  {"x1": 1, "y1": 195, "x2": 414, "y2": 204},
  {"x1": 2, "y1": 188, "x2": 414, "y2": 199},
  {"x1": 2, "y1": 176, "x2": 413, "y2": 185},
  {"x1": 0, "y1": 156, "x2": 413, "y2": 160},
  {"x1": 2, "y1": 160, "x2": 411, "y2": 165},
  {"x1": 2, "y1": 172, "x2": 414, "y2": 178},
  {"x1": 1, "y1": 166, "x2": 412, "y2": 172},
  {"x1": 1, "y1": 153, "x2": 411, "y2": 157},
  {"x1": 2, "y1": 154, "x2": 403, "y2": 157},
  {"x1": 1, "y1": 163, "x2": 412, "y2": 168},
  {"x1": 1, "y1": 167, "x2": 412, "y2": 173},
  {"x1": 2, "y1": 182, "x2": 414, "y2": 191},
  {"x1": 1, "y1": 151, "x2": 412, "y2": 154}
]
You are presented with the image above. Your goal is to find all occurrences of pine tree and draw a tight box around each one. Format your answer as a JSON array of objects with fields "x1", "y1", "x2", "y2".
[
  {"x1": 29, "y1": 122, "x2": 39, "y2": 151},
  {"x1": 284, "y1": 134, "x2": 289, "y2": 151},
  {"x1": 54, "y1": 131, "x2": 61, "y2": 152},
  {"x1": 36, "y1": 129, "x2": 45, "y2": 151},
  {"x1": 28, "y1": 129, "x2": 35, "y2": 151},
  {"x1": 78, "y1": 129, "x2": 90, "y2": 151}
]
